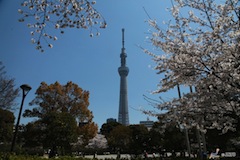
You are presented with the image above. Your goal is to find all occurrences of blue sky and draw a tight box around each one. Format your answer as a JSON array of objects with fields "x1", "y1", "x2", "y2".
[{"x1": 0, "y1": 0, "x2": 179, "y2": 128}]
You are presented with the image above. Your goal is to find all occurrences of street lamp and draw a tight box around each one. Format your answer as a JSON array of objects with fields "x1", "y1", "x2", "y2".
[{"x1": 10, "y1": 84, "x2": 31, "y2": 152}]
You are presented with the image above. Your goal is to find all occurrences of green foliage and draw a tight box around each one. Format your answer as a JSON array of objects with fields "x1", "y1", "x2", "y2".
[
  {"x1": 163, "y1": 124, "x2": 185, "y2": 152},
  {"x1": 205, "y1": 128, "x2": 235, "y2": 151},
  {"x1": 43, "y1": 112, "x2": 78, "y2": 154},
  {"x1": 0, "y1": 153, "x2": 240, "y2": 160},
  {"x1": 107, "y1": 125, "x2": 131, "y2": 153},
  {"x1": 23, "y1": 112, "x2": 79, "y2": 156},
  {"x1": 148, "y1": 122, "x2": 163, "y2": 153},
  {"x1": 23, "y1": 122, "x2": 43, "y2": 148},
  {"x1": 128, "y1": 125, "x2": 149, "y2": 155},
  {"x1": 100, "y1": 121, "x2": 121, "y2": 138},
  {"x1": 0, "y1": 154, "x2": 88, "y2": 160},
  {"x1": 0, "y1": 108, "x2": 14, "y2": 144}
]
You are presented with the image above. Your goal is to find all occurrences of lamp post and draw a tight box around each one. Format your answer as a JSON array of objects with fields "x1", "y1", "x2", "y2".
[{"x1": 10, "y1": 84, "x2": 31, "y2": 152}]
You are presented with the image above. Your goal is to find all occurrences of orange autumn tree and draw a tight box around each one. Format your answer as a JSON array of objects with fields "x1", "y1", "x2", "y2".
[{"x1": 23, "y1": 81, "x2": 97, "y2": 154}]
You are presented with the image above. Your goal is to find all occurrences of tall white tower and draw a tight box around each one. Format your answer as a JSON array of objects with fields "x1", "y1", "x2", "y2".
[{"x1": 118, "y1": 28, "x2": 129, "y2": 126}]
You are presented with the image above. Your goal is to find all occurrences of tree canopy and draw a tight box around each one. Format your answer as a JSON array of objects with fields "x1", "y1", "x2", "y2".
[
  {"x1": 25, "y1": 81, "x2": 93, "y2": 122},
  {"x1": 100, "y1": 121, "x2": 121, "y2": 138},
  {"x1": 0, "y1": 108, "x2": 15, "y2": 144},
  {"x1": 23, "y1": 81, "x2": 97, "y2": 155},
  {"x1": 107, "y1": 125, "x2": 131, "y2": 153},
  {"x1": 145, "y1": 0, "x2": 240, "y2": 134},
  {"x1": 128, "y1": 125, "x2": 149, "y2": 155}
]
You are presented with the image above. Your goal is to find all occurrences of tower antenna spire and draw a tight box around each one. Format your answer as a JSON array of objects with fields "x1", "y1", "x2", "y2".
[{"x1": 122, "y1": 28, "x2": 125, "y2": 48}]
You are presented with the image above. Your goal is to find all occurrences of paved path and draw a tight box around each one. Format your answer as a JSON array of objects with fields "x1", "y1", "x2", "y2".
[{"x1": 84, "y1": 154, "x2": 131, "y2": 159}]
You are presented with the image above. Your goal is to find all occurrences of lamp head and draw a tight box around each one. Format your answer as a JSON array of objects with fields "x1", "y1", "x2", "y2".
[{"x1": 20, "y1": 84, "x2": 32, "y2": 92}]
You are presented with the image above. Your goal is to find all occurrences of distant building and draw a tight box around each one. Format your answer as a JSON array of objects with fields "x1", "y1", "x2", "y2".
[
  {"x1": 140, "y1": 120, "x2": 154, "y2": 130},
  {"x1": 106, "y1": 118, "x2": 117, "y2": 123}
]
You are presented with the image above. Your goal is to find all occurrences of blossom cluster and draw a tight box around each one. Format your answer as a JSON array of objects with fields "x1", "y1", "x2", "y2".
[
  {"x1": 144, "y1": 0, "x2": 240, "y2": 134},
  {"x1": 18, "y1": 0, "x2": 107, "y2": 52}
]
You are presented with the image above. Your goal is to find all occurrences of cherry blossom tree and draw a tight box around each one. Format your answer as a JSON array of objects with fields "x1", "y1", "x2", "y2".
[
  {"x1": 144, "y1": 0, "x2": 240, "y2": 134},
  {"x1": 86, "y1": 133, "x2": 108, "y2": 149},
  {"x1": 18, "y1": 0, "x2": 107, "y2": 52}
]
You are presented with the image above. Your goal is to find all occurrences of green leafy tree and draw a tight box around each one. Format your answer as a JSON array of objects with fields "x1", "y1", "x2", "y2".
[
  {"x1": 23, "y1": 81, "x2": 97, "y2": 155},
  {"x1": 100, "y1": 121, "x2": 121, "y2": 138},
  {"x1": 148, "y1": 122, "x2": 164, "y2": 153},
  {"x1": 205, "y1": 128, "x2": 235, "y2": 152},
  {"x1": 23, "y1": 121, "x2": 43, "y2": 151},
  {"x1": 128, "y1": 125, "x2": 149, "y2": 155},
  {"x1": 163, "y1": 124, "x2": 185, "y2": 152},
  {"x1": 42, "y1": 112, "x2": 78, "y2": 155},
  {"x1": 107, "y1": 125, "x2": 131, "y2": 153},
  {"x1": 0, "y1": 108, "x2": 15, "y2": 151}
]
